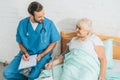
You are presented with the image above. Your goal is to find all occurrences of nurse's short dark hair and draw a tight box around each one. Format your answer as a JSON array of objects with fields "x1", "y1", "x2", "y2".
[{"x1": 28, "y1": 1, "x2": 43, "y2": 16}]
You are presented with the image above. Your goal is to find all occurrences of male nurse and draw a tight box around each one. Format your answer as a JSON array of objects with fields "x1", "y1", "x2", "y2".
[{"x1": 3, "y1": 1, "x2": 60, "y2": 80}]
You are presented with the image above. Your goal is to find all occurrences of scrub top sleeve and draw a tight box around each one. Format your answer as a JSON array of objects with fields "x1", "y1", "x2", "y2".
[
  {"x1": 16, "y1": 21, "x2": 22, "y2": 43},
  {"x1": 50, "y1": 22, "x2": 61, "y2": 43}
]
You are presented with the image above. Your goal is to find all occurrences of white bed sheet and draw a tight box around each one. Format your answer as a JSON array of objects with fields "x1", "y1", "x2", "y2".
[{"x1": 107, "y1": 59, "x2": 120, "y2": 74}]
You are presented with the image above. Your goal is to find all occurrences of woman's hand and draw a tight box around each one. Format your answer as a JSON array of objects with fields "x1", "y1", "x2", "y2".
[
  {"x1": 22, "y1": 52, "x2": 30, "y2": 61},
  {"x1": 45, "y1": 62, "x2": 52, "y2": 69},
  {"x1": 98, "y1": 75, "x2": 105, "y2": 80}
]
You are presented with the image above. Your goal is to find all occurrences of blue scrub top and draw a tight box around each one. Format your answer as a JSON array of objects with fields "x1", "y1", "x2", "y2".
[{"x1": 16, "y1": 17, "x2": 60, "y2": 56}]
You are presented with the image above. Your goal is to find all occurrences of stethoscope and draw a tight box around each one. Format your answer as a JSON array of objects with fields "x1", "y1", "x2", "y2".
[{"x1": 26, "y1": 19, "x2": 46, "y2": 43}]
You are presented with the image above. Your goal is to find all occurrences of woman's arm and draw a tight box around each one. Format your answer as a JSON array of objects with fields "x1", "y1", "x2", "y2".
[
  {"x1": 45, "y1": 55, "x2": 64, "y2": 69},
  {"x1": 95, "y1": 46, "x2": 107, "y2": 80}
]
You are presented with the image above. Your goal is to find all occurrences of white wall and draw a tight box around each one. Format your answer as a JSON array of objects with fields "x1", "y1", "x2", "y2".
[{"x1": 0, "y1": 0, "x2": 120, "y2": 63}]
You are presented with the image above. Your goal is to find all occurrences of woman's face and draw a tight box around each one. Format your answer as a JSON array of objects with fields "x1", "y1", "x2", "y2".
[{"x1": 76, "y1": 26, "x2": 89, "y2": 38}]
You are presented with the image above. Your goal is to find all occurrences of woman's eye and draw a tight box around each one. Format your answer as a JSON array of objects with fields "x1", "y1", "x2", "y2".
[{"x1": 78, "y1": 27, "x2": 81, "y2": 30}]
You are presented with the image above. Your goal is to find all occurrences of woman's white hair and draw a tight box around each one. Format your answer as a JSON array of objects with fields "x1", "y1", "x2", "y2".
[{"x1": 76, "y1": 18, "x2": 92, "y2": 32}]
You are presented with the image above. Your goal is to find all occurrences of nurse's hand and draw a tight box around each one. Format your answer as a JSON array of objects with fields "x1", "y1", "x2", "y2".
[
  {"x1": 37, "y1": 54, "x2": 43, "y2": 61},
  {"x1": 22, "y1": 53, "x2": 30, "y2": 61}
]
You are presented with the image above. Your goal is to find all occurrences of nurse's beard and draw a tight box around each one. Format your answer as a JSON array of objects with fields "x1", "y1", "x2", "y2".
[{"x1": 34, "y1": 17, "x2": 43, "y2": 23}]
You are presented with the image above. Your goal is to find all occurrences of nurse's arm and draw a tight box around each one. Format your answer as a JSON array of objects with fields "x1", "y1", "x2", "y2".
[{"x1": 37, "y1": 42, "x2": 57, "y2": 61}]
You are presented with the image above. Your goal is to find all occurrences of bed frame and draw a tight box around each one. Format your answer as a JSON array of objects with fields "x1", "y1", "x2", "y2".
[{"x1": 61, "y1": 31, "x2": 120, "y2": 60}]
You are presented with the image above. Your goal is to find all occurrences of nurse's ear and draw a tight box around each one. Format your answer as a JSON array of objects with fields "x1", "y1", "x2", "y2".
[
  {"x1": 29, "y1": 14, "x2": 34, "y2": 22},
  {"x1": 30, "y1": 14, "x2": 33, "y2": 18}
]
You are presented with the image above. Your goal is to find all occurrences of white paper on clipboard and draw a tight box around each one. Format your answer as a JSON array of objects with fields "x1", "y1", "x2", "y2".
[{"x1": 18, "y1": 54, "x2": 37, "y2": 70}]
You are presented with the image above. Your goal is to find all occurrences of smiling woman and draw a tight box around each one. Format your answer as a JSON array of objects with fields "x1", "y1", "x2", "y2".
[{"x1": 43, "y1": 18, "x2": 106, "y2": 80}]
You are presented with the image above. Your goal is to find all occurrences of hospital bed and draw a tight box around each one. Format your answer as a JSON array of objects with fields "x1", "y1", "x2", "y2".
[{"x1": 61, "y1": 31, "x2": 120, "y2": 74}]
